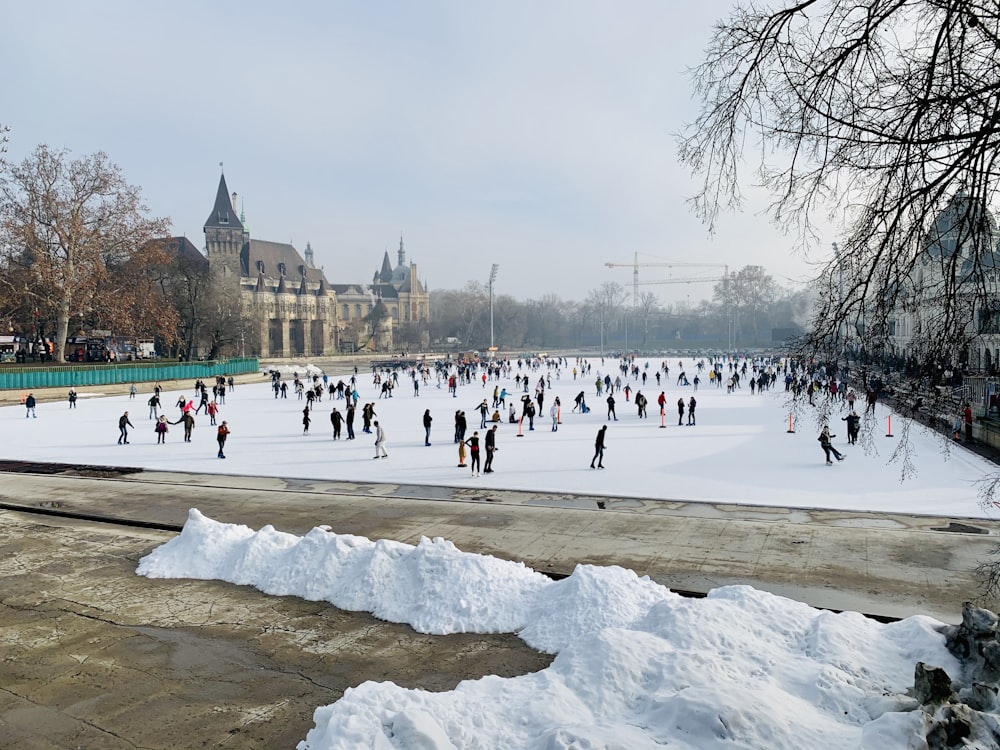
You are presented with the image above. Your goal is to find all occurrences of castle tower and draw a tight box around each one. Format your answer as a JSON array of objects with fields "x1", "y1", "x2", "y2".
[{"x1": 204, "y1": 172, "x2": 247, "y2": 286}]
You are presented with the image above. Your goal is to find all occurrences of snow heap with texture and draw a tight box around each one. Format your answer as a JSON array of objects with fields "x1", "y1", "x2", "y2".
[{"x1": 138, "y1": 509, "x2": 959, "y2": 750}]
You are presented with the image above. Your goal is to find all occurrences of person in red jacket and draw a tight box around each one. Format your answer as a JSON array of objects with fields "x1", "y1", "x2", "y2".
[{"x1": 217, "y1": 421, "x2": 230, "y2": 458}]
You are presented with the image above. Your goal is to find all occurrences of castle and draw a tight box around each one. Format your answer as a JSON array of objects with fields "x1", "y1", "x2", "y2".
[{"x1": 200, "y1": 173, "x2": 429, "y2": 357}]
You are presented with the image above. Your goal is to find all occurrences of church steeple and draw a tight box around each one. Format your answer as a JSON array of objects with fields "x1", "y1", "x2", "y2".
[
  {"x1": 304, "y1": 241, "x2": 315, "y2": 267},
  {"x1": 397, "y1": 234, "x2": 406, "y2": 267}
]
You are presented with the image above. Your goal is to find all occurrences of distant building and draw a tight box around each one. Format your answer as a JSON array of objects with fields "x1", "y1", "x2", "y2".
[
  {"x1": 331, "y1": 235, "x2": 430, "y2": 351},
  {"x1": 889, "y1": 190, "x2": 1000, "y2": 372}
]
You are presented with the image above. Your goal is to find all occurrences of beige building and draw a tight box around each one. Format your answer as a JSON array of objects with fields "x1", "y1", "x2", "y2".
[
  {"x1": 204, "y1": 174, "x2": 338, "y2": 357},
  {"x1": 201, "y1": 173, "x2": 430, "y2": 356},
  {"x1": 332, "y1": 236, "x2": 430, "y2": 351}
]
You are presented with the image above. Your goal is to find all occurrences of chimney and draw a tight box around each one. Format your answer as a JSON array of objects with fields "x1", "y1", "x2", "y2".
[{"x1": 231, "y1": 192, "x2": 238, "y2": 211}]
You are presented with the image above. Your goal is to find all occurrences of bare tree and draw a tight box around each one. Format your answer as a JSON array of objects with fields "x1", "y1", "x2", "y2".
[
  {"x1": 584, "y1": 282, "x2": 628, "y2": 353},
  {"x1": 680, "y1": 0, "x2": 1000, "y2": 368},
  {"x1": 0, "y1": 145, "x2": 169, "y2": 361}
]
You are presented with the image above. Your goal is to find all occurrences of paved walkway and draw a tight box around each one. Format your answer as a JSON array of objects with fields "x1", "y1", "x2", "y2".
[
  {"x1": 1, "y1": 466, "x2": 997, "y2": 748},
  {"x1": 3, "y1": 467, "x2": 995, "y2": 622}
]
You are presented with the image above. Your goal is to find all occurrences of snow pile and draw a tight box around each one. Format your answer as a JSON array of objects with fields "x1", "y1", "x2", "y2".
[{"x1": 138, "y1": 509, "x2": 961, "y2": 750}]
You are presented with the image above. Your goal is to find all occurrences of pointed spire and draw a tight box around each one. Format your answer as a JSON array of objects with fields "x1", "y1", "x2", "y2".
[
  {"x1": 255, "y1": 271, "x2": 266, "y2": 292},
  {"x1": 304, "y1": 241, "x2": 315, "y2": 267},
  {"x1": 397, "y1": 234, "x2": 406, "y2": 267},
  {"x1": 205, "y1": 173, "x2": 243, "y2": 230},
  {"x1": 379, "y1": 250, "x2": 393, "y2": 282}
]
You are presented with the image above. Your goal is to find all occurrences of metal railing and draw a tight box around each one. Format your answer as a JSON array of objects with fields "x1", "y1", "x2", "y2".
[{"x1": 0, "y1": 357, "x2": 260, "y2": 391}]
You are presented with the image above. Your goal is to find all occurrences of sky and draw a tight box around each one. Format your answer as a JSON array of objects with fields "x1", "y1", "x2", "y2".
[
  {"x1": 7, "y1": 355, "x2": 999, "y2": 747},
  {"x1": 0, "y1": 1, "x2": 833, "y2": 305}
]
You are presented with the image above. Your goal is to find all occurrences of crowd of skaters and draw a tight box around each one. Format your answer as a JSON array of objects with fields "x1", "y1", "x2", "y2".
[
  {"x1": 260, "y1": 352, "x2": 794, "y2": 472},
  {"x1": 31, "y1": 353, "x2": 803, "y2": 468}
]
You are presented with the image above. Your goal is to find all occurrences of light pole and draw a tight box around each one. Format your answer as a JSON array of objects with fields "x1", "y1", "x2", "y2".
[{"x1": 488, "y1": 264, "x2": 499, "y2": 350}]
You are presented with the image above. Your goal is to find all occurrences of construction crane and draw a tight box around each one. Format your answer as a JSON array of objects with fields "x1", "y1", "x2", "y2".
[{"x1": 605, "y1": 252, "x2": 729, "y2": 307}]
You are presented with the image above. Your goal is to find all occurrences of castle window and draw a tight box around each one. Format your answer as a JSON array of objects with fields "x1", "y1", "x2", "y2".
[
  {"x1": 256, "y1": 260, "x2": 265, "y2": 274},
  {"x1": 355, "y1": 304, "x2": 362, "y2": 317},
  {"x1": 343, "y1": 305, "x2": 350, "y2": 318},
  {"x1": 277, "y1": 262, "x2": 286, "y2": 276},
  {"x1": 218, "y1": 212, "x2": 229, "y2": 225}
]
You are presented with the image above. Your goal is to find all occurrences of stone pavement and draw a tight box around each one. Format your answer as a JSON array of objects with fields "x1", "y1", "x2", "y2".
[{"x1": 0, "y1": 467, "x2": 997, "y2": 748}]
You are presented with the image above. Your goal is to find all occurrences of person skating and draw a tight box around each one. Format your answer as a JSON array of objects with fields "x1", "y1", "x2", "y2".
[
  {"x1": 331, "y1": 407, "x2": 343, "y2": 439},
  {"x1": 118, "y1": 411, "x2": 134, "y2": 444},
  {"x1": 345, "y1": 403, "x2": 356, "y2": 440},
  {"x1": 818, "y1": 426, "x2": 845, "y2": 464},
  {"x1": 607, "y1": 394, "x2": 617, "y2": 421},
  {"x1": 841, "y1": 410, "x2": 860, "y2": 445},
  {"x1": 591, "y1": 425, "x2": 607, "y2": 469},
  {"x1": 217, "y1": 421, "x2": 230, "y2": 458},
  {"x1": 465, "y1": 430, "x2": 481, "y2": 476},
  {"x1": 687, "y1": 396, "x2": 697, "y2": 426},
  {"x1": 170, "y1": 411, "x2": 195, "y2": 442},
  {"x1": 206, "y1": 400, "x2": 219, "y2": 426},
  {"x1": 423, "y1": 409, "x2": 433, "y2": 445},
  {"x1": 154, "y1": 415, "x2": 169, "y2": 443},
  {"x1": 373, "y1": 420, "x2": 388, "y2": 458},
  {"x1": 484, "y1": 425, "x2": 497, "y2": 473},
  {"x1": 148, "y1": 393, "x2": 160, "y2": 420},
  {"x1": 677, "y1": 397, "x2": 685, "y2": 426},
  {"x1": 302, "y1": 407, "x2": 311, "y2": 435},
  {"x1": 68, "y1": 388, "x2": 77, "y2": 409},
  {"x1": 25, "y1": 393, "x2": 37, "y2": 418}
]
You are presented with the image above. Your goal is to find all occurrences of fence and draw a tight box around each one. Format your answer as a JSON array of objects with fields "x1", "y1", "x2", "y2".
[{"x1": 0, "y1": 357, "x2": 260, "y2": 391}]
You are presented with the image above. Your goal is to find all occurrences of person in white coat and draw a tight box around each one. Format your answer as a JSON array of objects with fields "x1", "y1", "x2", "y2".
[{"x1": 373, "y1": 420, "x2": 388, "y2": 458}]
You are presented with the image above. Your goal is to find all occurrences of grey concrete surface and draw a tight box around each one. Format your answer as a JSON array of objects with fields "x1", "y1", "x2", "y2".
[{"x1": 1, "y1": 466, "x2": 998, "y2": 748}]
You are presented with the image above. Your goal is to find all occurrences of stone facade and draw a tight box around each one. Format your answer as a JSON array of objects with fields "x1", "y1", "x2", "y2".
[
  {"x1": 197, "y1": 173, "x2": 431, "y2": 357},
  {"x1": 204, "y1": 174, "x2": 339, "y2": 357}
]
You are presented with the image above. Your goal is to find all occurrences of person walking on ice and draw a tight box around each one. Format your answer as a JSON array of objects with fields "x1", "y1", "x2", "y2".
[
  {"x1": 591, "y1": 425, "x2": 607, "y2": 469},
  {"x1": 818, "y1": 425, "x2": 845, "y2": 464},
  {"x1": 373, "y1": 420, "x2": 388, "y2": 458}
]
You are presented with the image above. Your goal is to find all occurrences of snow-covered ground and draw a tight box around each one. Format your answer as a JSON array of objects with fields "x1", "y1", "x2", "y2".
[{"x1": 6, "y1": 357, "x2": 999, "y2": 748}]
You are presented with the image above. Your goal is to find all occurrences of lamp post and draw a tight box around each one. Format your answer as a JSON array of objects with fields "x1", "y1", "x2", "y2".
[{"x1": 488, "y1": 263, "x2": 499, "y2": 350}]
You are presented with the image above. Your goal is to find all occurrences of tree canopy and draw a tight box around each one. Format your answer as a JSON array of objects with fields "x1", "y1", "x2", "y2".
[
  {"x1": 680, "y1": 0, "x2": 1000, "y2": 366},
  {"x1": 0, "y1": 145, "x2": 171, "y2": 360}
]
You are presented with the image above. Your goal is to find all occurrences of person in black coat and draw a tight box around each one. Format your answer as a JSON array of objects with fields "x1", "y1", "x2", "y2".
[
  {"x1": 841, "y1": 411, "x2": 860, "y2": 445},
  {"x1": 484, "y1": 425, "x2": 497, "y2": 473},
  {"x1": 118, "y1": 411, "x2": 134, "y2": 444},
  {"x1": 423, "y1": 409, "x2": 433, "y2": 446},
  {"x1": 591, "y1": 425, "x2": 607, "y2": 469}
]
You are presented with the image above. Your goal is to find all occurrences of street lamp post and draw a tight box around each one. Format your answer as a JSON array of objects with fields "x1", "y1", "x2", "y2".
[{"x1": 489, "y1": 264, "x2": 499, "y2": 350}]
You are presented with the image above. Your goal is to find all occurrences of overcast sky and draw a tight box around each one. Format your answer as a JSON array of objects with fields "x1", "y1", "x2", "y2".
[{"x1": 2, "y1": 1, "x2": 834, "y2": 305}]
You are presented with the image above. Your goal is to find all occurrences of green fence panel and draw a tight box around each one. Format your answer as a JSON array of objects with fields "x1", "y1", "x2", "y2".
[{"x1": 0, "y1": 357, "x2": 260, "y2": 392}]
